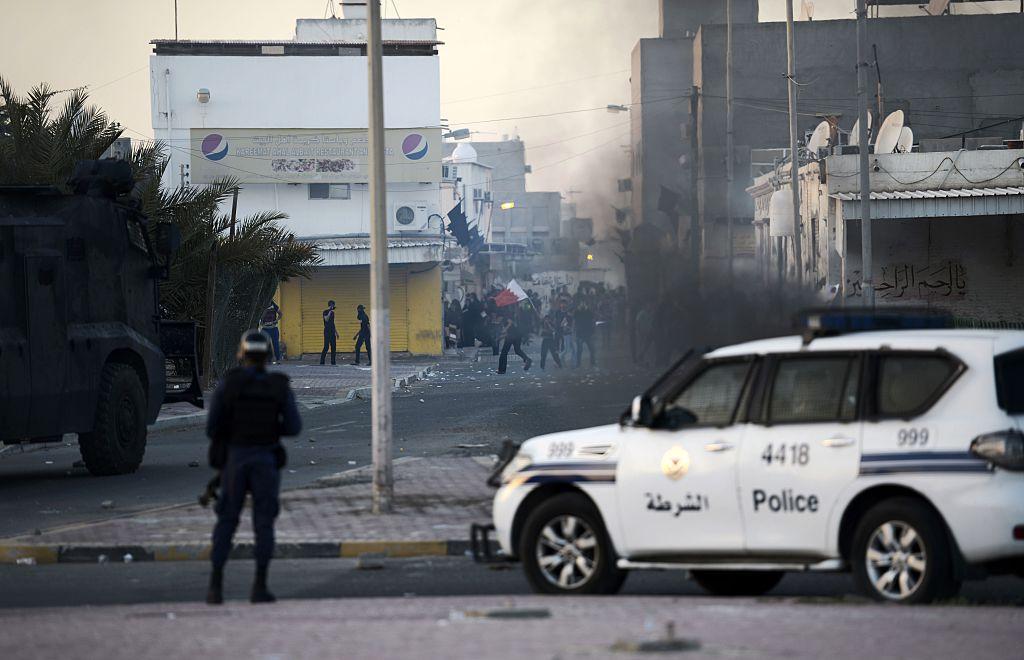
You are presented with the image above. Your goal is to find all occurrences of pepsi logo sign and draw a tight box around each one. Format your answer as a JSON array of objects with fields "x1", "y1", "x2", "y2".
[
  {"x1": 401, "y1": 133, "x2": 428, "y2": 161},
  {"x1": 201, "y1": 133, "x2": 229, "y2": 161}
]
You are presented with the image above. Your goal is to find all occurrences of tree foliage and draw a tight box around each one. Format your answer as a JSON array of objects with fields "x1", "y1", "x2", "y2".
[{"x1": 0, "y1": 77, "x2": 319, "y2": 377}]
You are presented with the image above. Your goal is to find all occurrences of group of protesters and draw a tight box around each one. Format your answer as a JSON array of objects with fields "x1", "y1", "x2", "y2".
[{"x1": 444, "y1": 282, "x2": 626, "y2": 374}]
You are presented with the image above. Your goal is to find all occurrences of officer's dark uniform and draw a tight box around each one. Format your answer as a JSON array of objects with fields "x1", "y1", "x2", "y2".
[
  {"x1": 205, "y1": 333, "x2": 301, "y2": 604},
  {"x1": 353, "y1": 304, "x2": 371, "y2": 365}
]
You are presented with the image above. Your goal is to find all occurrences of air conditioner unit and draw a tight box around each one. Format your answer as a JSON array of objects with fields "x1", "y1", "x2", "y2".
[{"x1": 392, "y1": 201, "x2": 430, "y2": 231}]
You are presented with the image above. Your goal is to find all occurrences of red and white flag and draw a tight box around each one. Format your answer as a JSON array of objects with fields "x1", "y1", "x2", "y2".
[{"x1": 494, "y1": 279, "x2": 529, "y2": 308}]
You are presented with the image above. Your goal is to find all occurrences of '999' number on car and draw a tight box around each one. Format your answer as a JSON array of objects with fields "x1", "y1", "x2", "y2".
[{"x1": 897, "y1": 428, "x2": 929, "y2": 447}]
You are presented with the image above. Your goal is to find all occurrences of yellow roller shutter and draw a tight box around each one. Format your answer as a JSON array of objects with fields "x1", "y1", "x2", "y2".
[{"x1": 299, "y1": 265, "x2": 409, "y2": 354}]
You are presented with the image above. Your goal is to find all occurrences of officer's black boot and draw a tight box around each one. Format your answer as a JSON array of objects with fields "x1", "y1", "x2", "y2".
[
  {"x1": 250, "y1": 564, "x2": 276, "y2": 604},
  {"x1": 206, "y1": 566, "x2": 224, "y2": 605}
]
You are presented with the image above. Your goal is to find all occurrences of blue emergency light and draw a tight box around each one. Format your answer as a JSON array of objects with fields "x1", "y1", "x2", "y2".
[{"x1": 798, "y1": 309, "x2": 953, "y2": 343}]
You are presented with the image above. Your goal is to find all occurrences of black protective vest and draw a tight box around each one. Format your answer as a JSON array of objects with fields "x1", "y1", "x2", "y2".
[{"x1": 222, "y1": 369, "x2": 290, "y2": 446}]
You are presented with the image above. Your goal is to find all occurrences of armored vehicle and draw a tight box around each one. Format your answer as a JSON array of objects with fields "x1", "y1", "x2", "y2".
[{"x1": 0, "y1": 160, "x2": 202, "y2": 475}]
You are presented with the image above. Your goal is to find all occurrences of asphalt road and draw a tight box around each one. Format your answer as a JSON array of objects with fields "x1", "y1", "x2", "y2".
[
  {"x1": 2, "y1": 556, "x2": 1021, "y2": 609},
  {"x1": 0, "y1": 346, "x2": 654, "y2": 538}
]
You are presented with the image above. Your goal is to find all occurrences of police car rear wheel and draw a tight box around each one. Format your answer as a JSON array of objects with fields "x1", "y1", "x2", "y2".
[
  {"x1": 519, "y1": 493, "x2": 625, "y2": 595},
  {"x1": 851, "y1": 498, "x2": 959, "y2": 604},
  {"x1": 78, "y1": 363, "x2": 148, "y2": 476},
  {"x1": 690, "y1": 570, "x2": 785, "y2": 596}
]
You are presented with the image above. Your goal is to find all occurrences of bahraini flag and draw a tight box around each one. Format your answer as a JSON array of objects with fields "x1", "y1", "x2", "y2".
[{"x1": 494, "y1": 279, "x2": 529, "y2": 307}]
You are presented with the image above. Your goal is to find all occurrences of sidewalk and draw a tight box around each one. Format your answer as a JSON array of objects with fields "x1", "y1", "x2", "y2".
[
  {"x1": 153, "y1": 355, "x2": 440, "y2": 431},
  {"x1": 0, "y1": 457, "x2": 495, "y2": 564}
]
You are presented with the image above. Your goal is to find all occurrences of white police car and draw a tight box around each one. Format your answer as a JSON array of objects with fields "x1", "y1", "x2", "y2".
[{"x1": 475, "y1": 315, "x2": 1024, "y2": 603}]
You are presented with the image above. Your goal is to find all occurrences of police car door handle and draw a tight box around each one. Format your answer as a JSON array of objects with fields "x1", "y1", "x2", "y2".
[
  {"x1": 704, "y1": 442, "x2": 734, "y2": 452},
  {"x1": 821, "y1": 436, "x2": 856, "y2": 448}
]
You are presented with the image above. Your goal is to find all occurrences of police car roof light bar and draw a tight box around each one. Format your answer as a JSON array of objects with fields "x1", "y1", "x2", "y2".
[{"x1": 798, "y1": 308, "x2": 954, "y2": 345}]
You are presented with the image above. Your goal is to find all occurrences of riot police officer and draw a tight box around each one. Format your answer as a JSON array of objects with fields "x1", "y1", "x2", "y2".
[{"x1": 205, "y1": 330, "x2": 302, "y2": 605}]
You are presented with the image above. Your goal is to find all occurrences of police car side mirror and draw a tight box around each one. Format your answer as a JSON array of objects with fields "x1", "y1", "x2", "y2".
[{"x1": 629, "y1": 395, "x2": 655, "y2": 427}]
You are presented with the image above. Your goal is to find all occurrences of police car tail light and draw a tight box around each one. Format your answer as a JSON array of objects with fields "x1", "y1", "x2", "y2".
[{"x1": 970, "y1": 429, "x2": 1024, "y2": 471}]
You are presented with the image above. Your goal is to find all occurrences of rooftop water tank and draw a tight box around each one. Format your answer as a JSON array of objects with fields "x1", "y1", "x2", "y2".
[{"x1": 451, "y1": 143, "x2": 478, "y2": 164}]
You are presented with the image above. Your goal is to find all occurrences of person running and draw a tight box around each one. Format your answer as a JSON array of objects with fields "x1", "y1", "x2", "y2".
[
  {"x1": 352, "y1": 304, "x2": 371, "y2": 365},
  {"x1": 497, "y1": 314, "x2": 532, "y2": 374},
  {"x1": 320, "y1": 300, "x2": 338, "y2": 365},
  {"x1": 574, "y1": 299, "x2": 597, "y2": 368},
  {"x1": 539, "y1": 312, "x2": 563, "y2": 369}
]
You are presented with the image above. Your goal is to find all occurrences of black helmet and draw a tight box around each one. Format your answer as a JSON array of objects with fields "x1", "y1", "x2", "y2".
[{"x1": 238, "y1": 329, "x2": 271, "y2": 360}]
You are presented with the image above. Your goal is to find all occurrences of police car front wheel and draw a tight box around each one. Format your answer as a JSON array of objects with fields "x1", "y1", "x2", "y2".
[
  {"x1": 519, "y1": 492, "x2": 626, "y2": 595},
  {"x1": 851, "y1": 498, "x2": 960, "y2": 604}
]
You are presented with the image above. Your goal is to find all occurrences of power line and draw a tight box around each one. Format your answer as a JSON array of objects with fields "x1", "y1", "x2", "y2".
[{"x1": 442, "y1": 70, "x2": 629, "y2": 106}]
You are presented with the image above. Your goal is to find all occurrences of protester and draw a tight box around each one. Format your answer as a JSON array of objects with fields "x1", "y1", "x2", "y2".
[
  {"x1": 445, "y1": 298, "x2": 463, "y2": 349},
  {"x1": 319, "y1": 300, "x2": 338, "y2": 366},
  {"x1": 258, "y1": 301, "x2": 282, "y2": 364},
  {"x1": 574, "y1": 298, "x2": 597, "y2": 368},
  {"x1": 539, "y1": 312, "x2": 563, "y2": 369},
  {"x1": 497, "y1": 313, "x2": 532, "y2": 374},
  {"x1": 352, "y1": 304, "x2": 371, "y2": 366}
]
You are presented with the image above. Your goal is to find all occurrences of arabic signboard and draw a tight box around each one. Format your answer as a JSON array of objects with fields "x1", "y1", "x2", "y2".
[{"x1": 188, "y1": 128, "x2": 441, "y2": 184}]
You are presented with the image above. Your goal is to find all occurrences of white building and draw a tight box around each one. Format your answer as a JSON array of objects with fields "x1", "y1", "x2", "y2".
[{"x1": 149, "y1": 5, "x2": 446, "y2": 355}]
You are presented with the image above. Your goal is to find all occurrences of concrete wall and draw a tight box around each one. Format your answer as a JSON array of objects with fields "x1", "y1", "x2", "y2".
[
  {"x1": 629, "y1": 37, "x2": 694, "y2": 232},
  {"x1": 695, "y1": 13, "x2": 1024, "y2": 261},
  {"x1": 659, "y1": 0, "x2": 758, "y2": 38},
  {"x1": 843, "y1": 215, "x2": 1024, "y2": 323},
  {"x1": 294, "y1": 18, "x2": 437, "y2": 41}
]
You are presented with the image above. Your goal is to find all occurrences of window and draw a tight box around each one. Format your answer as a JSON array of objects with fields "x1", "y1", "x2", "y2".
[
  {"x1": 876, "y1": 354, "x2": 958, "y2": 417},
  {"x1": 768, "y1": 356, "x2": 858, "y2": 424},
  {"x1": 308, "y1": 183, "x2": 351, "y2": 200},
  {"x1": 995, "y1": 349, "x2": 1024, "y2": 414},
  {"x1": 667, "y1": 361, "x2": 751, "y2": 426}
]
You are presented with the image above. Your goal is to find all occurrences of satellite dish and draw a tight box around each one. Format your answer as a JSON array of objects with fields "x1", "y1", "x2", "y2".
[
  {"x1": 874, "y1": 110, "x2": 905, "y2": 155},
  {"x1": 849, "y1": 111, "x2": 872, "y2": 147},
  {"x1": 896, "y1": 126, "x2": 914, "y2": 153},
  {"x1": 806, "y1": 121, "x2": 830, "y2": 154}
]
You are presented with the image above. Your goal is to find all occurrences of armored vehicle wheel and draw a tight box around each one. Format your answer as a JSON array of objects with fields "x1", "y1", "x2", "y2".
[
  {"x1": 78, "y1": 363, "x2": 148, "y2": 476},
  {"x1": 690, "y1": 570, "x2": 784, "y2": 596},
  {"x1": 519, "y1": 492, "x2": 626, "y2": 595}
]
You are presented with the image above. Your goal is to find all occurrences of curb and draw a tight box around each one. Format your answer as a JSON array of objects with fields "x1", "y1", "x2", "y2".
[
  {"x1": 149, "y1": 364, "x2": 437, "y2": 432},
  {"x1": 0, "y1": 538, "x2": 494, "y2": 565}
]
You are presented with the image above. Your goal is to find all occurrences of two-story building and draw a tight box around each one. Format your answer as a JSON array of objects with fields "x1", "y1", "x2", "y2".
[{"x1": 149, "y1": 6, "x2": 445, "y2": 356}]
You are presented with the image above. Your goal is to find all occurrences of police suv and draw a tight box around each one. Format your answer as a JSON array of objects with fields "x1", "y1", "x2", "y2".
[{"x1": 473, "y1": 315, "x2": 1024, "y2": 603}]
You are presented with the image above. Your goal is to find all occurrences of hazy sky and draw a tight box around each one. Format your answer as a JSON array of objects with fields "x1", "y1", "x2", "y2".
[{"x1": 0, "y1": 0, "x2": 901, "y2": 226}]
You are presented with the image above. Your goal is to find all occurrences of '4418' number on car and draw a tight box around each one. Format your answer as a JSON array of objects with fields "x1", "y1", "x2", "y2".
[{"x1": 761, "y1": 443, "x2": 810, "y2": 466}]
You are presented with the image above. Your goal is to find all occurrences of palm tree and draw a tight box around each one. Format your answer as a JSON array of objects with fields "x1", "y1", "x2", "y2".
[{"x1": 0, "y1": 77, "x2": 319, "y2": 377}]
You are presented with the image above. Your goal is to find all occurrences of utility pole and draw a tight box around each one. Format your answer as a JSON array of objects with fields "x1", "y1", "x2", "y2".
[
  {"x1": 367, "y1": 0, "x2": 393, "y2": 514},
  {"x1": 856, "y1": 0, "x2": 874, "y2": 307},
  {"x1": 785, "y1": 0, "x2": 803, "y2": 286},
  {"x1": 174, "y1": 0, "x2": 179, "y2": 40},
  {"x1": 725, "y1": 0, "x2": 735, "y2": 289}
]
